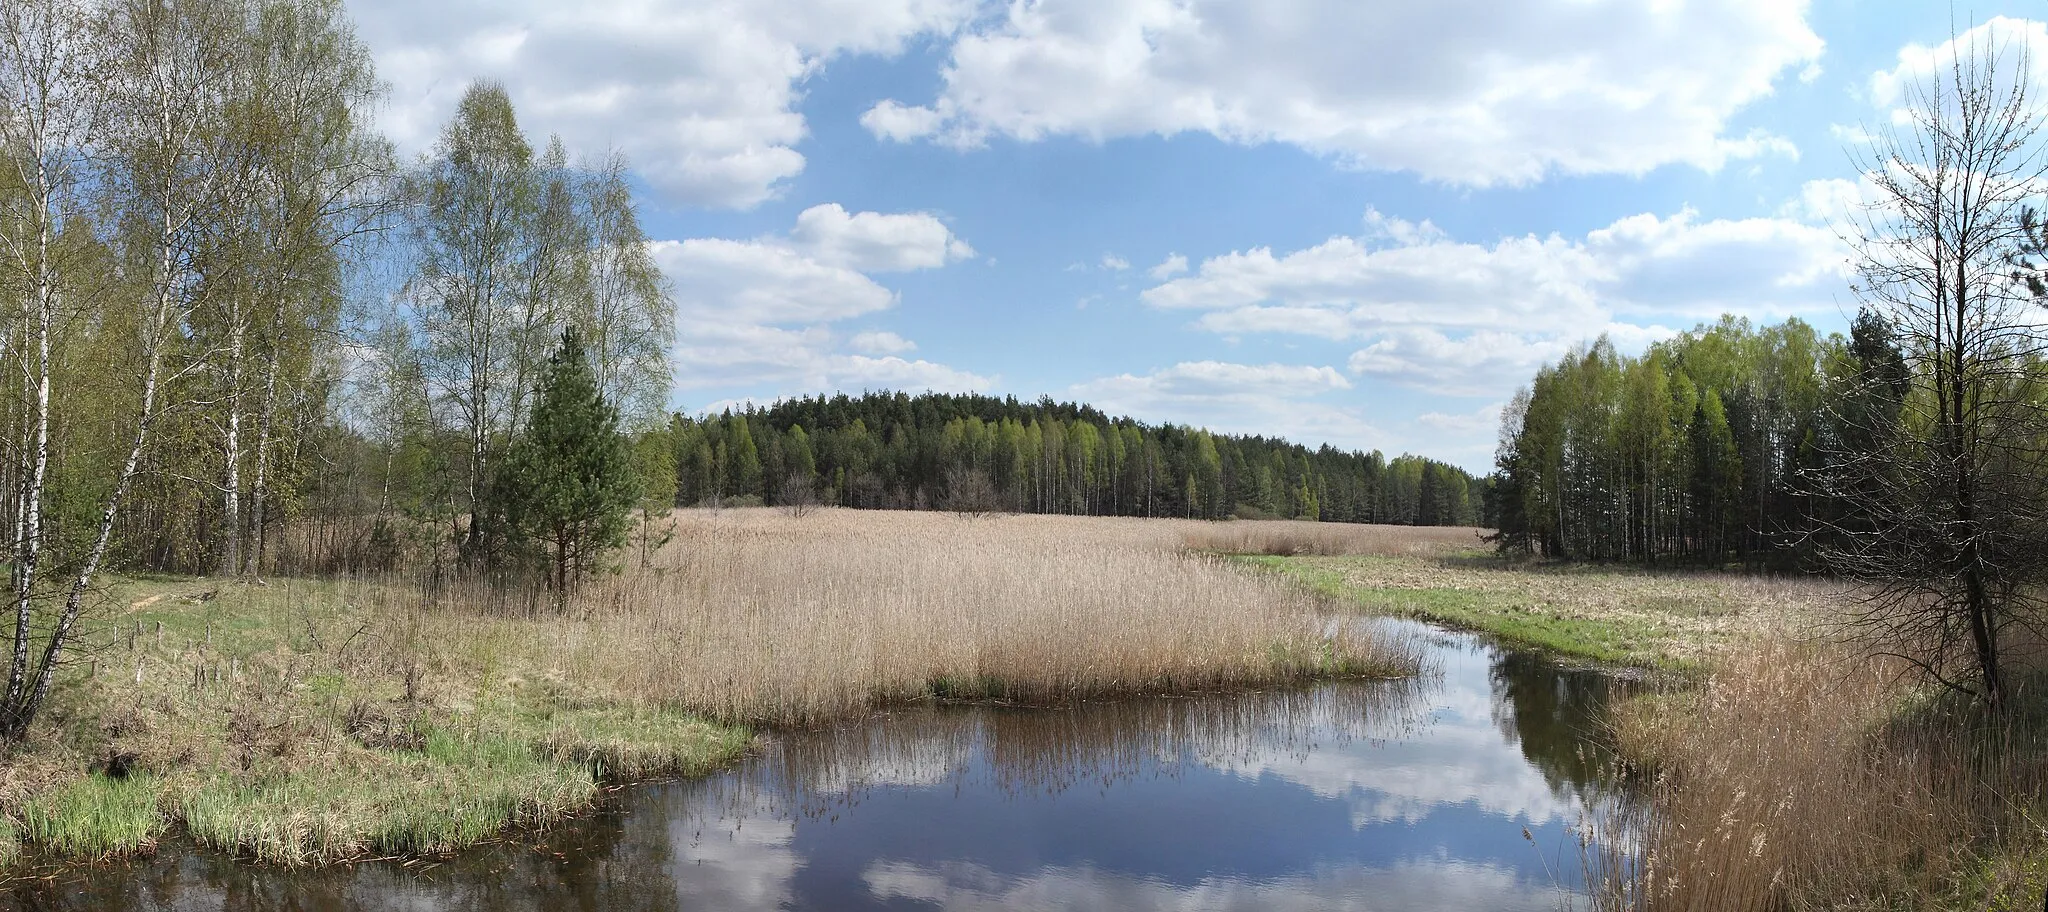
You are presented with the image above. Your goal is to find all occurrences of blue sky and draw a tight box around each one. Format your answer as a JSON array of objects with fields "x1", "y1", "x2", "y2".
[{"x1": 347, "y1": 0, "x2": 2045, "y2": 470}]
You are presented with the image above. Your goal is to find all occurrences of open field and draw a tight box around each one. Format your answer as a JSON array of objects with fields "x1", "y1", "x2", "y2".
[{"x1": 0, "y1": 509, "x2": 1417, "y2": 869}]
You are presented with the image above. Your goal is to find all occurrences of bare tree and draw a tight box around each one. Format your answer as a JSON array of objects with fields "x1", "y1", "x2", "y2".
[
  {"x1": 1818, "y1": 25, "x2": 2048, "y2": 710},
  {"x1": 942, "y1": 465, "x2": 1003, "y2": 520},
  {"x1": 781, "y1": 471, "x2": 821, "y2": 519}
]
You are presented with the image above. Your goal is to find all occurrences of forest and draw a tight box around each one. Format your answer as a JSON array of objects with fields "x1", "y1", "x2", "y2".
[{"x1": 662, "y1": 392, "x2": 1483, "y2": 526}]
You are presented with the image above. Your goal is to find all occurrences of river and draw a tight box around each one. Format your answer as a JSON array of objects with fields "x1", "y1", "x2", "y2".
[{"x1": 7, "y1": 622, "x2": 1628, "y2": 911}]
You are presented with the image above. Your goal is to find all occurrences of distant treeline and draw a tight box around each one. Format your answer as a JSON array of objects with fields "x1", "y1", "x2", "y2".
[
  {"x1": 668, "y1": 392, "x2": 1486, "y2": 526},
  {"x1": 1491, "y1": 314, "x2": 1904, "y2": 566}
]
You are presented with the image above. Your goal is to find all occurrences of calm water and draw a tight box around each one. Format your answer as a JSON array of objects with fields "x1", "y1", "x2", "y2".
[{"x1": 7, "y1": 623, "x2": 1627, "y2": 911}]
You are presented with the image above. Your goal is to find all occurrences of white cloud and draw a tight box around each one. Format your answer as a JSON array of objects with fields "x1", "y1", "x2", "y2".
[
  {"x1": 1147, "y1": 253, "x2": 1188, "y2": 280},
  {"x1": 655, "y1": 238, "x2": 897, "y2": 325},
  {"x1": 1348, "y1": 330, "x2": 1571, "y2": 397},
  {"x1": 1143, "y1": 230, "x2": 1609, "y2": 336},
  {"x1": 1070, "y1": 362, "x2": 1380, "y2": 452},
  {"x1": 1101, "y1": 253, "x2": 1130, "y2": 271},
  {"x1": 837, "y1": 355, "x2": 991, "y2": 392},
  {"x1": 1417, "y1": 403, "x2": 1506, "y2": 438},
  {"x1": 789, "y1": 204, "x2": 976, "y2": 272},
  {"x1": 1870, "y1": 17, "x2": 2048, "y2": 112},
  {"x1": 848, "y1": 330, "x2": 918, "y2": 355},
  {"x1": 866, "y1": 0, "x2": 1821, "y2": 186},
  {"x1": 1139, "y1": 206, "x2": 1844, "y2": 397},
  {"x1": 654, "y1": 206, "x2": 986, "y2": 397},
  {"x1": 353, "y1": 0, "x2": 976, "y2": 208},
  {"x1": 860, "y1": 98, "x2": 947, "y2": 142},
  {"x1": 1783, "y1": 177, "x2": 1867, "y2": 225}
]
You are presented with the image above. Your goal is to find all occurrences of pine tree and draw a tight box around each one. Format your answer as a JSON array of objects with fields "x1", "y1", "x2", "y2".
[{"x1": 492, "y1": 330, "x2": 639, "y2": 604}]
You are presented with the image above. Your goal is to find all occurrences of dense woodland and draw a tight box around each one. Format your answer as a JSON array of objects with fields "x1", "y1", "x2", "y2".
[
  {"x1": 1490, "y1": 315, "x2": 1840, "y2": 566},
  {"x1": 663, "y1": 392, "x2": 1483, "y2": 525}
]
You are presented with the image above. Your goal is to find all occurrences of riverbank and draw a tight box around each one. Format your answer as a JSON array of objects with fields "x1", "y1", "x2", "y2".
[
  {"x1": 1237, "y1": 551, "x2": 1837, "y2": 671},
  {"x1": 0, "y1": 573, "x2": 755, "y2": 868},
  {"x1": 0, "y1": 510, "x2": 1419, "y2": 871},
  {"x1": 1227, "y1": 544, "x2": 2048, "y2": 910}
]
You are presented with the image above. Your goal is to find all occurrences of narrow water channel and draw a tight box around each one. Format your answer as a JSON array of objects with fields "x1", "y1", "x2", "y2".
[{"x1": 8, "y1": 623, "x2": 1628, "y2": 911}]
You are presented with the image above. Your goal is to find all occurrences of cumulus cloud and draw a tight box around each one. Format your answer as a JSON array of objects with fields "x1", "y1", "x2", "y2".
[
  {"x1": 859, "y1": 98, "x2": 947, "y2": 142},
  {"x1": 653, "y1": 206, "x2": 986, "y2": 397},
  {"x1": 1869, "y1": 17, "x2": 2048, "y2": 112},
  {"x1": 1140, "y1": 207, "x2": 1839, "y2": 396},
  {"x1": 1417, "y1": 403, "x2": 1507, "y2": 438},
  {"x1": 1148, "y1": 253, "x2": 1188, "y2": 280},
  {"x1": 1069, "y1": 362, "x2": 1380, "y2": 452},
  {"x1": 1347, "y1": 330, "x2": 1571, "y2": 397},
  {"x1": 789, "y1": 204, "x2": 976, "y2": 272},
  {"x1": 848, "y1": 331, "x2": 918, "y2": 355},
  {"x1": 352, "y1": 0, "x2": 975, "y2": 208},
  {"x1": 1101, "y1": 253, "x2": 1130, "y2": 271},
  {"x1": 865, "y1": 0, "x2": 1821, "y2": 186}
]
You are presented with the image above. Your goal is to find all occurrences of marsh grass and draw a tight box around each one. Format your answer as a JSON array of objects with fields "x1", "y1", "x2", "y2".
[
  {"x1": 178, "y1": 728, "x2": 598, "y2": 864},
  {"x1": 571, "y1": 510, "x2": 1421, "y2": 724},
  {"x1": 18, "y1": 774, "x2": 163, "y2": 859},
  {"x1": 1599, "y1": 639, "x2": 2048, "y2": 910},
  {"x1": 1179, "y1": 520, "x2": 1485, "y2": 558}
]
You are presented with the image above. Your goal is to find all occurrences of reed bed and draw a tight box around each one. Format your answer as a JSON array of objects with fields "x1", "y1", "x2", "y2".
[
  {"x1": 559, "y1": 509, "x2": 1421, "y2": 724},
  {"x1": 1177, "y1": 519, "x2": 1486, "y2": 557},
  {"x1": 1595, "y1": 637, "x2": 2048, "y2": 910}
]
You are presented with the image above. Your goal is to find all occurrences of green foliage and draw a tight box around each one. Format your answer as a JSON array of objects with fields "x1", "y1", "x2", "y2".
[
  {"x1": 670, "y1": 392, "x2": 1482, "y2": 526},
  {"x1": 491, "y1": 330, "x2": 639, "y2": 597},
  {"x1": 1493, "y1": 317, "x2": 1843, "y2": 565}
]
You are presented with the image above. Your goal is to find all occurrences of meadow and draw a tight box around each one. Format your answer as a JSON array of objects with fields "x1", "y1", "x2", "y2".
[{"x1": 0, "y1": 509, "x2": 1418, "y2": 869}]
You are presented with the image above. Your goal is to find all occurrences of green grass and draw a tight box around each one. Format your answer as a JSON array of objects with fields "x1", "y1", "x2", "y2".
[
  {"x1": 1242, "y1": 555, "x2": 1696, "y2": 670},
  {"x1": 18, "y1": 774, "x2": 164, "y2": 858},
  {"x1": 179, "y1": 728, "x2": 598, "y2": 865},
  {"x1": 2, "y1": 573, "x2": 756, "y2": 868}
]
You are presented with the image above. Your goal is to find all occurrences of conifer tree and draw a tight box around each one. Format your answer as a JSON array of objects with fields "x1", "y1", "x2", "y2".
[{"x1": 492, "y1": 330, "x2": 638, "y2": 604}]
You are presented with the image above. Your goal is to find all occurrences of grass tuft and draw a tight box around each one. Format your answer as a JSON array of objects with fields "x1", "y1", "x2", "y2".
[{"x1": 19, "y1": 774, "x2": 163, "y2": 859}]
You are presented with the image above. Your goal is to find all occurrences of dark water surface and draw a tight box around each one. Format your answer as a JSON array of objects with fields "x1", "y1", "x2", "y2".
[{"x1": 7, "y1": 624, "x2": 1626, "y2": 911}]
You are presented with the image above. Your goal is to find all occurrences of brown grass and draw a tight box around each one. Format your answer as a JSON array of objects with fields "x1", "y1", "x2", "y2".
[
  {"x1": 567, "y1": 509, "x2": 1421, "y2": 724},
  {"x1": 1178, "y1": 520, "x2": 1487, "y2": 558},
  {"x1": 1598, "y1": 637, "x2": 2048, "y2": 910}
]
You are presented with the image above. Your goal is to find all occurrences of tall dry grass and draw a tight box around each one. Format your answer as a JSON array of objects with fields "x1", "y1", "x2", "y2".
[
  {"x1": 1177, "y1": 519, "x2": 1486, "y2": 558},
  {"x1": 538, "y1": 509, "x2": 1420, "y2": 724},
  {"x1": 1597, "y1": 637, "x2": 2048, "y2": 910}
]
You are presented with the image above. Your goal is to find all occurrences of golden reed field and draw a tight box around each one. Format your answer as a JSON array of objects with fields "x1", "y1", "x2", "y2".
[{"x1": 556, "y1": 508, "x2": 1439, "y2": 724}]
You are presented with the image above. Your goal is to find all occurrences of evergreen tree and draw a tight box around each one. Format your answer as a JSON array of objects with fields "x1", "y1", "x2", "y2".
[{"x1": 492, "y1": 330, "x2": 639, "y2": 603}]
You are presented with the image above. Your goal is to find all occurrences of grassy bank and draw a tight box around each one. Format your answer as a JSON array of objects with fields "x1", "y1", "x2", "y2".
[
  {"x1": 0, "y1": 510, "x2": 1419, "y2": 869},
  {"x1": 0, "y1": 572, "x2": 754, "y2": 867},
  {"x1": 1232, "y1": 551, "x2": 1835, "y2": 670}
]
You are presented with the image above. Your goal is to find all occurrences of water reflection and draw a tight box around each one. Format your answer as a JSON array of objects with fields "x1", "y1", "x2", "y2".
[{"x1": 6, "y1": 627, "x2": 1626, "y2": 911}]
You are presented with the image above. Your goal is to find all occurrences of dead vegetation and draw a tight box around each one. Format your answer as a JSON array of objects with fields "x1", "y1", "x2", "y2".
[
  {"x1": 1595, "y1": 639, "x2": 2048, "y2": 910},
  {"x1": 1178, "y1": 520, "x2": 1486, "y2": 558}
]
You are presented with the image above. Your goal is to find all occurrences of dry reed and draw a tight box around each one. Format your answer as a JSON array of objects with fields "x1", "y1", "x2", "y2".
[
  {"x1": 1177, "y1": 520, "x2": 1486, "y2": 557},
  {"x1": 544, "y1": 509, "x2": 1421, "y2": 724},
  {"x1": 1597, "y1": 637, "x2": 2048, "y2": 910}
]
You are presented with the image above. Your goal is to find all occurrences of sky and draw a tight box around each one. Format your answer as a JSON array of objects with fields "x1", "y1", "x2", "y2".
[{"x1": 343, "y1": 0, "x2": 2047, "y2": 471}]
